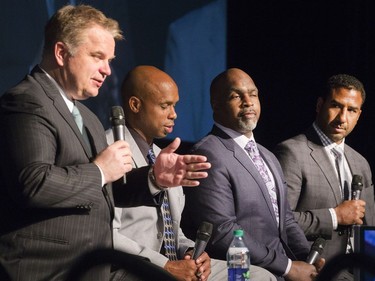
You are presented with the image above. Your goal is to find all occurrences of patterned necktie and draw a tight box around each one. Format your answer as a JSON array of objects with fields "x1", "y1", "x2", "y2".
[
  {"x1": 331, "y1": 147, "x2": 350, "y2": 200},
  {"x1": 147, "y1": 147, "x2": 178, "y2": 260},
  {"x1": 245, "y1": 140, "x2": 279, "y2": 225}
]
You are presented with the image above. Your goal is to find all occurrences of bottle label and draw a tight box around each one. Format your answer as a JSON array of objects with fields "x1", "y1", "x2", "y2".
[
  {"x1": 227, "y1": 247, "x2": 250, "y2": 268},
  {"x1": 228, "y1": 268, "x2": 250, "y2": 281}
]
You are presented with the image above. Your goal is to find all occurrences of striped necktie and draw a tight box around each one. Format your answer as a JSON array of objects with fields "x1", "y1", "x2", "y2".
[{"x1": 147, "y1": 147, "x2": 178, "y2": 260}]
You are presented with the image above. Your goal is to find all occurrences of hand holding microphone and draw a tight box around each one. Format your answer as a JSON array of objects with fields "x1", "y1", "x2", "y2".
[
  {"x1": 334, "y1": 175, "x2": 365, "y2": 226},
  {"x1": 110, "y1": 106, "x2": 127, "y2": 184},
  {"x1": 192, "y1": 221, "x2": 213, "y2": 260}
]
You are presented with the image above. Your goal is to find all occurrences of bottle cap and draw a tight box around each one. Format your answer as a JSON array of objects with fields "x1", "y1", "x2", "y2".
[{"x1": 233, "y1": 229, "x2": 244, "y2": 237}]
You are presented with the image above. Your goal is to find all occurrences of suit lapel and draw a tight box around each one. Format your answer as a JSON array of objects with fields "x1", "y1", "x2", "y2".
[
  {"x1": 306, "y1": 129, "x2": 343, "y2": 204},
  {"x1": 125, "y1": 126, "x2": 147, "y2": 168},
  {"x1": 33, "y1": 67, "x2": 93, "y2": 159},
  {"x1": 211, "y1": 126, "x2": 279, "y2": 226}
]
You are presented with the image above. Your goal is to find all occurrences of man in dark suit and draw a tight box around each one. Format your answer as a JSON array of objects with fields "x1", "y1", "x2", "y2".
[
  {"x1": 183, "y1": 68, "x2": 324, "y2": 280},
  {"x1": 0, "y1": 5, "x2": 210, "y2": 281},
  {"x1": 274, "y1": 74, "x2": 375, "y2": 280}
]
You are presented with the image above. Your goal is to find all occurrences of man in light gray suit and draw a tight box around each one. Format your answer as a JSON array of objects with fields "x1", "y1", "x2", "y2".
[
  {"x1": 107, "y1": 65, "x2": 277, "y2": 281},
  {"x1": 0, "y1": 6, "x2": 211, "y2": 281},
  {"x1": 183, "y1": 68, "x2": 325, "y2": 281},
  {"x1": 274, "y1": 74, "x2": 375, "y2": 280}
]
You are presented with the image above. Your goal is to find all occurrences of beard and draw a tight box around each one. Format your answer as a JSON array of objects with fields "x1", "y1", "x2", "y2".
[{"x1": 238, "y1": 118, "x2": 257, "y2": 133}]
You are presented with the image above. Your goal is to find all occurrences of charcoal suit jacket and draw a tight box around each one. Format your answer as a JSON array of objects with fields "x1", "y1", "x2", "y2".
[{"x1": 0, "y1": 66, "x2": 155, "y2": 281}]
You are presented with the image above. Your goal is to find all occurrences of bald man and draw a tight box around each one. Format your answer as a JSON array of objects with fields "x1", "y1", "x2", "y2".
[{"x1": 106, "y1": 66, "x2": 276, "y2": 281}]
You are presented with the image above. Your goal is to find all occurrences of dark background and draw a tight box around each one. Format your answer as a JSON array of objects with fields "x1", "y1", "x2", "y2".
[
  {"x1": 227, "y1": 0, "x2": 375, "y2": 172},
  {"x1": 1, "y1": 0, "x2": 374, "y2": 171}
]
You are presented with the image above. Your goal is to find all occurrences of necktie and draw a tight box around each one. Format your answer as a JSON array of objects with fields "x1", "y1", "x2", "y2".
[
  {"x1": 245, "y1": 140, "x2": 279, "y2": 225},
  {"x1": 72, "y1": 105, "x2": 84, "y2": 134},
  {"x1": 331, "y1": 147, "x2": 350, "y2": 200},
  {"x1": 72, "y1": 105, "x2": 92, "y2": 156},
  {"x1": 147, "y1": 147, "x2": 178, "y2": 261}
]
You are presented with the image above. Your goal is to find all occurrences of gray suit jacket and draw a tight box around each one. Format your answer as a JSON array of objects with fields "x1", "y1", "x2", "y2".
[
  {"x1": 274, "y1": 126, "x2": 375, "y2": 262},
  {"x1": 0, "y1": 66, "x2": 155, "y2": 281},
  {"x1": 183, "y1": 125, "x2": 310, "y2": 279},
  {"x1": 107, "y1": 127, "x2": 195, "y2": 268}
]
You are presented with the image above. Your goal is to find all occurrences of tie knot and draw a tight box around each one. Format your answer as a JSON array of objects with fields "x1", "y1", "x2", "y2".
[
  {"x1": 331, "y1": 147, "x2": 343, "y2": 160},
  {"x1": 245, "y1": 140, "x2": 257, "y2": 153},
  {"x1": 72, "y1": 105, "x2": 80, "y2": 118},
  {"x1": 147, "y1": 147, "x2": 156, "y2": 164}
]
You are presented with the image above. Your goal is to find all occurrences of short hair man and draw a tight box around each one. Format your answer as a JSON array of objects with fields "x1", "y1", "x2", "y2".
[
  {"x1": 183, "y1": 68, "x2": 324, "y2": 280},
  {"x1": 107, "y1": 65, "x2": 277, "y2": 281},
  {"x1": 275, "y1": 74, "x2": 375, "y2": 280},
  {"x1": 0, "y1": 5, "x2": 210, "y2": 280}
]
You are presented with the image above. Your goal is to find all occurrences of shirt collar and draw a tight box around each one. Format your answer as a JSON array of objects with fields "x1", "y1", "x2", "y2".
[
  {"x1": 313, "y1": 122, "x2": 345, "y2": 151},
  {"x1": 215, "y1": 122, "x2": 256, "y2": 149}
]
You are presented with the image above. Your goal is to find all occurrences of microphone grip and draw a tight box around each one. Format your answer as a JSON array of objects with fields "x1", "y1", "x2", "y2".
[
  {"x1": 192, "y1": 241, "x2": 208, "y2": 260},
  {"x1": 112, "y1": 125, "x2": 126, "y2": 184},
  {"x1": 352, "y1": 190, "x2": 361, "y2": 200},
  {"x1": 306, "y1": 251, "x2": 319, "y2": 265},
  {"x1": 113, "y1": 124, "x2": 125, "y2": 142}
]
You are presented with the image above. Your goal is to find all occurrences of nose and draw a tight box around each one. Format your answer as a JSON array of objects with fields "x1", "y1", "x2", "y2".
[
  {"x1": 100, "y1": 60, "x2": 112, "y2": 77},
  {"x1": 242, "y1": 95, "x2": 253, "y2": 107},
  {"x1": 169, "y1": 106, "x2": 177, "y2": 119},
  {"x1": 337, "y1": 108, "x2": 347, "y2": 122}
]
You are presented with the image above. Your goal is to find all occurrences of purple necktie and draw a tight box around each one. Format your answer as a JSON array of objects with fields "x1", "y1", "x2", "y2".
[
  {"x1": 147, "y1": 147, "x2": 178, "y2": 260},
  {"x1": 245, "y1": 140, "x2": 279, "y2": 225}
]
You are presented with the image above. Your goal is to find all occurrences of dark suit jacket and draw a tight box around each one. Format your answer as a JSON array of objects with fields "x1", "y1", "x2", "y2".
[
  {"x1": 274, "y1": 126, "x2": 375, "y2": 262},
  {"x1": 183, "y1": 125, "x2": 310, "y2": 279},
  {"x1": 0, "y1": 66, "x2": 155, "y2": 281}
]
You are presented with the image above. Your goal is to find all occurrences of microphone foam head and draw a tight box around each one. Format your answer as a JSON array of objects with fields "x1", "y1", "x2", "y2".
[
  {"x1": 352, "y1": 174, "x2": 363, "y2": 191},
  {"x1": 196, "y1": 221, "x2": 213, "y2": 242},
  {"x1": 312, "y1": 237, "x2": 326, "y2": 255},
  {"x1": 110, "y1": 106, "x2": 125, "y2": 126}
]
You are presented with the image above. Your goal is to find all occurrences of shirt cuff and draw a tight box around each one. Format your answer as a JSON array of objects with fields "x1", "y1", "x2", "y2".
[
  {"x1": 283, "y1": 258, "x2": 292, "y2": 276},
  {"x1": 148, "y1": 166, "x2": 166, "y2": 195},
  {"x1": 95, "y1": 163, "x2": 106, "y2": 187},
  {"x1": 329, "y1": 208, "x2": 338, "y2": 230}
]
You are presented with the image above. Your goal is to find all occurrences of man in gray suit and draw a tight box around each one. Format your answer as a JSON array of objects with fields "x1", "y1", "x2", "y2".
[
  {"x1": 183, "y1": 68, "x2": 325, "y2": 281},
  {"x1": 107, "y1": 65, "x2": 276, "y2": 281},
  {"x1": 274, "y1": 74, "x2": 375, "y2": 280},
  {"x1": 0, "y1": 5, "x2": 210, "y2": 281}
]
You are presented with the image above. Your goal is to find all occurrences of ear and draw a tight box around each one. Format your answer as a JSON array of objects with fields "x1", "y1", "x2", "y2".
[
  {"x1": 316, "y1": 97, "x2": 323, "y2": 114},
  {"x1": 129, "y1": 96, "x2": 141, "y2": 113},
  {"x1": 55, "y1": 42, "x2": 68, "y2": 67}
]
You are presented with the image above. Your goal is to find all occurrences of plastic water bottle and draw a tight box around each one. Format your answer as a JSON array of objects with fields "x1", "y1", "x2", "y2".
[{"x1": 227, "y1": 229, "x2": 250, "y2": 281}]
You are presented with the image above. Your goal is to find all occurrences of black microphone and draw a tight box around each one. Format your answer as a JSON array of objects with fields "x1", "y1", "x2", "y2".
[
  {"x1": 192, "y1": 221, "x2": 213, "y2": 260},
  {"x1": 110, "y1": 106, "x2": 126, "y2": 183},
  {"x1": 351, "y1": 174, "x2": 363, "y2": 200},
  {"x1": 306, "y1": 237, "x2": 326, "y2": 264}
]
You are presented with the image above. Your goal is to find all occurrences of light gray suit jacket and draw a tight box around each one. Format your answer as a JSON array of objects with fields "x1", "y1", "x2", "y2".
[
  {"x1": 107, "y1": 127, "x2": 194, "y2": 268},
  {"x1": 0, "y1": 66, "x2": 155, "y2": 281},
  {"x1": 274, "y1": 126, "x2": 375, "y2": 262},
  {"x1": 183, "y1": 125, "x2": 310, "y2": 279}
]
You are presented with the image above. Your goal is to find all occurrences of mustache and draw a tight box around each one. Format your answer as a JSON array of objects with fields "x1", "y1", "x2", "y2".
[{"x1": 238, "y1": 109, "x2": 256, "y2": 117}]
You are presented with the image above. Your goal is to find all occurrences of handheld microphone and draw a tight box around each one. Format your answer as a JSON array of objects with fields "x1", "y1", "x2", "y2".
[
  {"x1": 192, "y1": 221, "x2": 213, "y2": 260},
  {"x1": 351, "y1": 175, "x2": 363, "y2": 200},
  {"x1": 110, "y1": 106, "x2": 126, "y2": 183},
  {"x1": 306, "y1": 237, "x2": 326, "y2": 264}
]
